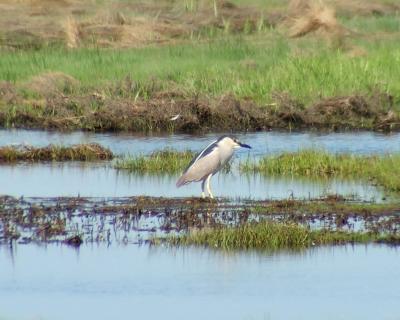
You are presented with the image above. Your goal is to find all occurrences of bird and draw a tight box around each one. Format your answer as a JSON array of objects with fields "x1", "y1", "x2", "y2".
[
  {"x1": 170, "y1": 114, "x2": 181, "y2": 121},
  {"x1": 176, "y1": 135, "x2": 251, "y2": 198}
]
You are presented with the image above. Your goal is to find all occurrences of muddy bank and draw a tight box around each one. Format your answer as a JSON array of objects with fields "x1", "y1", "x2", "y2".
[
  {"x1": 0, "y1": 143, "x2": 113, "y2": 162},
  {"x1": 0, "y1": 88, "x2": 399, "y2": 132},
  {"x1": 1, "y1": 195, "x2": 399, "y2": 246}
]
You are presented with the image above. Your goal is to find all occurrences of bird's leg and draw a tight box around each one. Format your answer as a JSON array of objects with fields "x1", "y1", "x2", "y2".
[
  {"x1": 206, "y1": 174, "x2": 214, "y2": 199},
  {"x1": 201, "y1": 179, "x2": 206, "y2": 198}
]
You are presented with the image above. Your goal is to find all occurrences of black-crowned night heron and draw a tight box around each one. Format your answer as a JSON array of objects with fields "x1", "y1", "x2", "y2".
[{"x1": 176, "y1": 135, "x2": 251, "y2": 198}]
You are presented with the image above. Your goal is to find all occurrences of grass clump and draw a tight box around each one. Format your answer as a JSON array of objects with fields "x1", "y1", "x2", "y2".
[
  {"x1": 114, "y1": 149, "x2": 195, "y2": 174},
  {"x1": 240, "y1": 149, "x2": 400, "y2": 192},
  {"x1": 165, "y1": 220, "x2": 400, "y2": 250},
  {"x1": 0, "y1": 143, "x2": 113, "y2": 162}
]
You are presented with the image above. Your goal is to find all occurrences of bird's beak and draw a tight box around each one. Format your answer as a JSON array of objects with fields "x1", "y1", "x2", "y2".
[{"x1": 239, "y1": 142, "x2": 251, "y2": 149}]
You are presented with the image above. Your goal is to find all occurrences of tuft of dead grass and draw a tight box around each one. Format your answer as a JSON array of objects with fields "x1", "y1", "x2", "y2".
[
  {"x1": 22, "y1": 72, "x2": 79, "y2": 96},
  {"x1": 0, "y1": 143, "x2": 113, "y2": 162},
  {"x1": 64, "y1": 16, "x2": 80, "y2": 48},
  {"x1": 287, "y1": 1, "x2": 350, "y2": 39}
]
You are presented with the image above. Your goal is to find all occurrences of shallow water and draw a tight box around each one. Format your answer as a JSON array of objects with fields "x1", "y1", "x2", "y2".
[
  {"x1": 1, "y1": 129, "x2": 400, "y2": 156},
  {"x1": 0, "y1": 244, "x2": 399, "y2": 320},
  {"x1": 1, "y1": 129, "x2": 397, "y2": 200},
  {"x1": 0, "y1": 162, "x2": 381, "y2": 200}
]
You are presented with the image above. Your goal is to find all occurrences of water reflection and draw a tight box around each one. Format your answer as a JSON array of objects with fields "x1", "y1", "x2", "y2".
[
  {"x1": 1, "y1": 129, "x2": 400, "y2": 157},
  {"x1": 0, "y1": 162, "x2": 382, "y2": 200}
]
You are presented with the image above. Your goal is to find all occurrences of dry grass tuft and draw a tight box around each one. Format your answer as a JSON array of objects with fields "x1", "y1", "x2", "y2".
[
  {"x1": 64, "y1": 16, "x2": 80, "y2": 48},
  {"x1": 0, "y1": 143, "x2": 113, "y2": 162},
  {"x1": 288, "y1": 1, "x2": 348, "y2": 38},
  {"x1": 22, "y1": 72, "x2": 79, "y2": 96}
]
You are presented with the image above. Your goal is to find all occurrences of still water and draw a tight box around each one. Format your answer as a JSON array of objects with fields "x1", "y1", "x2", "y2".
[
  {"x1": 0, "y1": 244, "x2": 399, "y2": 320},
  {"x1": 0, "y1": 162, "x2": 381, "y2": 200},
  {"x1": 0, "y1": 129, "x2": 396, "y2": 200},
  {"x1": 1, "y1": 129, "x2": 400, "y2": 156}
]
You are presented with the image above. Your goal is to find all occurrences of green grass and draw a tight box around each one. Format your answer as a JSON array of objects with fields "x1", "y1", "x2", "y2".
[
  {"x1": 114, "y1": 148, "x2": 400, "y2": 193},
  {"x1": 1, "y1": 34, "x2": 400, "y2": 105},
  {"x1": 114, "y1": 149, "x2": 195, "y2": 173},
  {"x1": 240, "y1": 149, "x2": 400, "y2": 192},
  {"x1": 114, "y1": 148, "x2": 235, "y2": 174},
  {"x1": 161, "y1": 220, "x2": 400, "y2": 250}
]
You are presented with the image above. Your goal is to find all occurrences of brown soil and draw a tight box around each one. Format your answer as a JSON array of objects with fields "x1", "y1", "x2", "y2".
[{"x1": 0, "y1": 85, "x2": 399, "y2": 132}]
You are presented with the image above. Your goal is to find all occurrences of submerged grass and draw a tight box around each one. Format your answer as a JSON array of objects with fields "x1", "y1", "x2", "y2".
[
  {"x1": 164, "y1": 221, "x2": 400, "y2": 250},
  {"x1": 0, "y1": 143, "x2": 113, "y2": 162},
  {"x1": 114, "y1": 149, "x2": 195, "y2": 174},
  {"x1": 240, "y1": 149, "x2": 400, "y2": 192}
]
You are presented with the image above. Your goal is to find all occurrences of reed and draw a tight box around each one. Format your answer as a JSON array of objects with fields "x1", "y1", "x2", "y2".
[
  {"x1": 240, "y1": 149, "x2": 400, "y2": 192},
  {"x1": 164, "y1": 220, "x2": 400, "y2": 250}
]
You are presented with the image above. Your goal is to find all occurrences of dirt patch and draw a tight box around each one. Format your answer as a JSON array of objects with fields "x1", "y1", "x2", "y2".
[{"x1": 0, "y1": 143, "x2": 113, "y2": 162}]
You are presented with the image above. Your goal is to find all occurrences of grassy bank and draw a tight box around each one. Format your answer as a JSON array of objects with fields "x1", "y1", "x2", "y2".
[
  {"x1": 240, "y1": 150, "x2": 400, "y2": 192},
  {"x1": 160, "y1": 220, "x2": 400, "y2": 250},
  {"x1": 0, "y1": 143, "x2": 113, "y2": 162},
  {"x1": 1, "y1": 0, "x2": 399, "y2": 132}
]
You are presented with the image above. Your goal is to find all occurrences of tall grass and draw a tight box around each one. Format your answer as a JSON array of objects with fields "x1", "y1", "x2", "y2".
[
  {"x1": 164, "y1": 220, "x2": 397, "y2": 250},
  {"x1": 1, "y1": 35, "x2": 400, "y2": 104},
  {"x1": 240, "y1": 149, "x2": 400, "y2": 192}
]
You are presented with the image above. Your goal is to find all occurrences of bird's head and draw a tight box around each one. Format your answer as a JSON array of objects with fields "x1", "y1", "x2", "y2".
[{"x1": 218, "y1": 136, "x2": 252, "y2": 150}]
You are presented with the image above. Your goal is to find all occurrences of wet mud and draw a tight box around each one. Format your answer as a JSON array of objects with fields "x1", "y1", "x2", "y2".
[{"x1": 1, "y1": 195, "x2": 399, "y2": 246}]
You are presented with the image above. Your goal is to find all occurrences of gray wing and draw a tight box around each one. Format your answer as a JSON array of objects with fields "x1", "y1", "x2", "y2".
[
  {"x1": 176, "y1": 147, "x2": 220, "y2": 187},
  {"x1": 181, "y1": 139, "x2": 218, "y2": 174}
]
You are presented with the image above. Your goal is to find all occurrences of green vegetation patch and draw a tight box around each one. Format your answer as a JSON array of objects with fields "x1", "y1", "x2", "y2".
[
  {"x1": 240, "y1": 149, "x2": 400, "y2": 192},
  {"x1": 163, "y1": 220, "x2": 400, "y2": 250},
  {"x1": 114, "y1": 149, "x2": 195, "y2": 173},
  {"x1": 0, "y1": 143, "x2": 113, "y2": 162}
]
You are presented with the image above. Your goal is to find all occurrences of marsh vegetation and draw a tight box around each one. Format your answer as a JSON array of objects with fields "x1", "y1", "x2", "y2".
[
  {"x1": 0, "y1": 143, "x2": 113, "y2": 162},
  {"x1": 162, "y1": 220, "x2": 400, "y2": 250}
]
